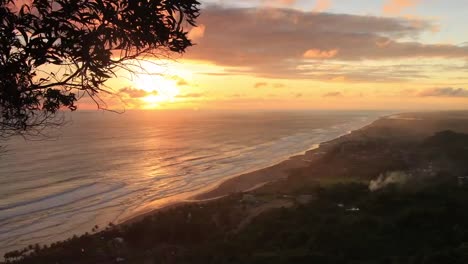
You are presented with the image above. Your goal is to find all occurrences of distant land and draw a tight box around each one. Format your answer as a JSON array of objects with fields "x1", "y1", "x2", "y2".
[{"x1": 4, "y1": 111, "x2": 468, "y2": 264}]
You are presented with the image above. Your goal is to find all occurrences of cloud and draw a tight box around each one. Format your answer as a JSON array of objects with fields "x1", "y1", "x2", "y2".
[
  {"x1": 418, "y1": 87, "x2": 468, "y2": 97},
  {"x1": 184, "y1": 6, "x2": 468, "y2": 80},
  {"x1": 254, "y1": 82, "x2": 286, "y2": 88},
  {"x1": 259, "y1": 0, "x2": 296, "y2": 6},
  {"x1": 177, "y1": 79, "x2": 189, "y2": 86},
  {"x1": 188, "y1": 24, "x2": 206, "y2": 42},
  {"x1": 176, "y1": 93, "x2": 204, "y2": 98},
  {"x1": 198, "y1": 72, "x2": 233, "y2": 76},
  {"x1": 383, "y1": 0, "x2": 420, "y2": 15},
  {"x1": 304, "y1": 48, "x2": 339, "y2": 59},
  {"x1": 312, "y1": 0, "x2": 332, "y2": 13},
  {"x1": 323, "y1": 91, "x2": 343, "y2": 97},
  {"x1": 167, "y1": 75, "x2": 189, "y2": 86},
  {"x1": 174, "y1": 77, "x2": 189, "y2": 86},
  {"x1": 277, "y1": 0, "x2": 296, "y2": 4},
  {"x1": 254, "y1": 82, "x2": 268, "y2": 88},
  {"x1": 119, "y1": 87, "x2": 156, "y2": 98},
  {"x1": 273, "y1": 83, "x2": 286, "y2": 88}
]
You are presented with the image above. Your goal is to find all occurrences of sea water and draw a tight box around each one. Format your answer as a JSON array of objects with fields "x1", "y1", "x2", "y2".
[{"x1": 0, "y1": 110, "x2": 385, "y2": 255}]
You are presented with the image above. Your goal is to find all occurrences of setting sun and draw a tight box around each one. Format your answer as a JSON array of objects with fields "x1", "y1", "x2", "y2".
[{"x1": 133, "y1": 73, "x2": 180, "y2": 108}]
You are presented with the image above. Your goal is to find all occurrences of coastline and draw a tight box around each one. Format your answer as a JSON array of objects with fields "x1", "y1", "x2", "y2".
[
  {"x1": 0, "y1": 113, "x2": 383, "y2": 258},
  {"x1": 121, "y1": 116, "x2": 380, "y2": 226},
  {"x1": 6, "y1": 110, "x2": 468, "y2": 263},
  {"x1": 120, "y1": 144, "x2": 320, "y2": 226},
  {"x1": 121, "y1": 110, "x2": 468, "y2": 226}
]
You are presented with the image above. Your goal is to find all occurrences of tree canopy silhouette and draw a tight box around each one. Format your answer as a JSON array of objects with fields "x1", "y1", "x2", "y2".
[{"x1": 0, "y1": 0, "x2": 200, "y2": 137}]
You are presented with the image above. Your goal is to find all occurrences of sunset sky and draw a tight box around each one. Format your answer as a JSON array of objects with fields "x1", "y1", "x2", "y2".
[{"x1": 97, "y1": 0, "x2": 468, "y2": 111}]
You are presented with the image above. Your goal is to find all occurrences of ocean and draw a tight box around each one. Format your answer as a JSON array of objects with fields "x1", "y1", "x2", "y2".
[{"x1": 0, "y1": 110, "x2": 385, "y2": 255}]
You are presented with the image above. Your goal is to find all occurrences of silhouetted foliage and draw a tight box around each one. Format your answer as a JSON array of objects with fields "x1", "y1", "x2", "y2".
[{"x1": 0, "y1": 0, "x2": 200, "y2": 137}]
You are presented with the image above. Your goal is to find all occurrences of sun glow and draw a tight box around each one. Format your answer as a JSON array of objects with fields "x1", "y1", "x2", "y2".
[{"x1": 132, "y1": 73, "x2": 180, "y2": 109}]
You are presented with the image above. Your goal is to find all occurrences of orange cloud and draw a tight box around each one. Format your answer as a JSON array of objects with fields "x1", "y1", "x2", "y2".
[
  {"x1": 375, "y1": 37, "x2": 393, "y2": 48},
  {"x1": 176, "y1": 93, "x2": 204, "y2": 99},
  {"x1": 312, "y1": 0, "x2": 332, "y2": 13},
  {"x1": 418, "y1": 87, "x2": 468, "y2": 97},
  {"x1": 259, "y1": 0, "x2": 296, "y2": 6},
  {"x1": 404, "y1": 15, "x2": 440, "y2": 33},
  {"x1": 254, "y1": 82, "x2": 268, "y2": 88},
  {"x1": 303, "y1": 48, "x2": 339, "y2": 59},
  {"x1": 323, "y1": 91, "x2": 343, "y2": 97},
  {"x1": 279, "y1": 0, "x2": 296, "y2": 4},
  {"x1": 188, "y1": 24, "x2": 206, "y2": 42},
  {"x1": 169, "y1": 76, "x2": 190, "y2": 86},
  {"x1": 185, "y1": 7, "x2": 468, "y2": 80},
  {"x1": 253, "y1": 82, "x2": 286, "y2": 88},
  {"x1": 119, "y1": 87, "x2": 156, "y2": 98},
  {"x1": 383, "y1": 0, "x2": 420, "y2": 14}
]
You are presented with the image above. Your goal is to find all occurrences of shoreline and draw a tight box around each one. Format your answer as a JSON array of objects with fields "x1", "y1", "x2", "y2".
[
  {"x1": 121, "y1": 110, "x2": 468, "y2": 226},
  {"x1": 121, "y1": 116, "x2": 381, "y2": 226},
  {"x1": 6, "y1": 110, "x2": 468, "y2": 263},
  {"x1": 120, "y1": 144, "x2": 320, "y2": 226},
  {"x1": 0, "y1": 113, "x2": 383, "y2": 258}
]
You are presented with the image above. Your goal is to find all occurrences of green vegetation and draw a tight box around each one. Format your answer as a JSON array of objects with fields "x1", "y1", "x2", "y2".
[
  {"x1": 5, "y1": 128, "x2": 468, "y2": 264},
  {"x1": 205, "y1": 181, "x2": 468, "y2": 264},
  {"x1": 8, "y1": 179, "x2": 468, "y2": 264}
]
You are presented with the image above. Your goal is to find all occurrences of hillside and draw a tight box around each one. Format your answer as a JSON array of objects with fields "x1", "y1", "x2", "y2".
[{"x1": 4, "y1": 112, "x2": 468, "y2": 264}]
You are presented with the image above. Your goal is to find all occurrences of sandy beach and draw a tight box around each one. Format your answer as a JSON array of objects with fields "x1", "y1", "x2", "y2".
[
  {"x1": 121, "y1": 111, "x2": 468, "y2": 226},
  {"x1": 121, "y1": 119, "x2": 375, "y2": 225},
  {"x1": 121, "y1": 144, "x2": 320, "y2": 225}
]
